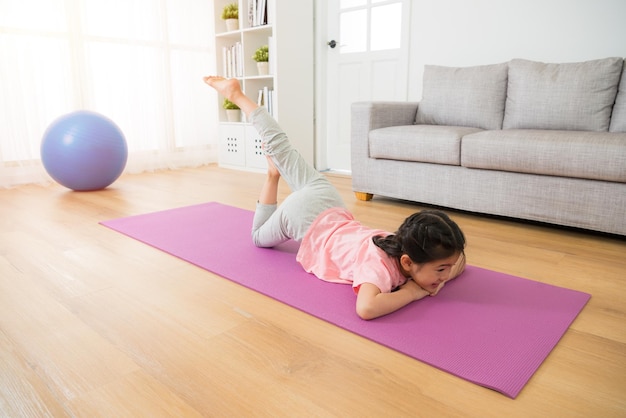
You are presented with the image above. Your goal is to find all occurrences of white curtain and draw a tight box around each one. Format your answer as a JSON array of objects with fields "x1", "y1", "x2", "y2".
[{"x1": 0, "y1": 0, "x2": 218, "y2": 188}]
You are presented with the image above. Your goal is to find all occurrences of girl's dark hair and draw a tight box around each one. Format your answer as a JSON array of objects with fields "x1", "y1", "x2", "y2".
[{"x1": 373, "y1": 210, "x2": 465, "y2": 263}]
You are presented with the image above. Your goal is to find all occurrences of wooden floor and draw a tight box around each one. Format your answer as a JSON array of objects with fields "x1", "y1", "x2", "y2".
[{"x1": 1, "y1": 165, "x2": 625, "y2": 417}]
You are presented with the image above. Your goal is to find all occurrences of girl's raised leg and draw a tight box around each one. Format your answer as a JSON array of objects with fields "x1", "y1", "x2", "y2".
[
  {"x1": 203, "y1": 75, "x2": 320, "y2": 193},
  {"x1": 203, "y1": 75, "x2": 345, "y2": 247}
]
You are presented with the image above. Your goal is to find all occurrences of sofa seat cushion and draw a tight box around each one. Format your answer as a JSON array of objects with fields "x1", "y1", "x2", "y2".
[
  {"x1": 461, "y1": 130, "x2": 626, "y2": 182},
  {"x1": 369, "y1": 125, "x2": 482, "y2": 166},
  {"x1": 503, "y1": 57, "x2": 624, "y2": 132},
  {"x1": 415, "y1": 63, "x2": 508, "y2": 130}
]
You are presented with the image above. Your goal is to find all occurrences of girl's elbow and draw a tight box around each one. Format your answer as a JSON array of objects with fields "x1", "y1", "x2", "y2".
[
  {"x1": 356, "y1": 304, "x2": 378, "y2": 320},
  {"x1": 355, "y1": 284, "x2": 385, "y2": 320}
]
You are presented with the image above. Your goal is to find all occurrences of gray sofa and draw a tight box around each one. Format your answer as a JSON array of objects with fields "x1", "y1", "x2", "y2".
[{"x1": 351, "y1": 57, "x2": 626, "y2": 236}]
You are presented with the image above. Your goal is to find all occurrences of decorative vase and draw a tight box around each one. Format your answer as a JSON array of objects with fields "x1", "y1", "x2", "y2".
[
  {"x1": 225, "y1": 19, "x2": 238, "y2": 32},
  {"x1": 226, "y1": 109, "x2": 240, "y2": 122},
  {"x1": 256, "y1": 61, "x2": 269, "y2": 76}
]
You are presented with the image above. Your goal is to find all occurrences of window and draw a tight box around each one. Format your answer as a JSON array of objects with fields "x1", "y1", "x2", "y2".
[
  {"x1": 339, "y1": 0, "x2": 403, "y2": 54},
  {"x1": 0, "y1": 0, "x2": 216, "y2": 187}
]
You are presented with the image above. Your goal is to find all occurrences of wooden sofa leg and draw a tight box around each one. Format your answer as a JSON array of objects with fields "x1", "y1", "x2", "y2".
[{"x1": 354, "y1": 192, "x2": 373, "y2": 201}]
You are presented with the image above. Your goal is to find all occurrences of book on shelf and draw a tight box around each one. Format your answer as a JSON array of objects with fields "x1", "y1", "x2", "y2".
[
  {"x1": 248, "y1": 0, "x2": 268, "y2": 27},
  {"x1": 222, "y1": 42, "x2": 243, "y2": 78},
  {"x1": 256, "y1": 86, "x2": 274, "y2": 117}
]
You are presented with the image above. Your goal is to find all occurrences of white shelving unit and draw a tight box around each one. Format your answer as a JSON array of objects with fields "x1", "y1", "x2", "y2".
[{"x1": 213, "y1": 0, "x2": 314, "y2": 171}]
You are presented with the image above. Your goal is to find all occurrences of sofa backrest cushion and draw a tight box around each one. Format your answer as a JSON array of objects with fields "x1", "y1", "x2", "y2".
[
  {"x1": 503, "y1": 57, "x2": 624, "y2": 132},
  {"x1": 610, "y1": 64, "x2": 626, "y2": 133},
  {"x1": 415, "y1": 63, "x2": 508, "y2": 130}
]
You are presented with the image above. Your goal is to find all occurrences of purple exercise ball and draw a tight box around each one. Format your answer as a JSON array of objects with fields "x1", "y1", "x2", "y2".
[{"x1": 41, "y1": 110, "x2": 128, "y2": 191}]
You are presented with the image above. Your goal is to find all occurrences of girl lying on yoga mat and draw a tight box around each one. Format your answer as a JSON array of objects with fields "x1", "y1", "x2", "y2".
[{"x1": 203, "y1": 76, "x2": 467, "y2": 320}]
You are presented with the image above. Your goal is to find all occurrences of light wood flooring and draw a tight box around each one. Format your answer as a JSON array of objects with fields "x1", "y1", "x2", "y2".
[{"x1": 1, "y1": 165, "x2": 625, "y2": 417}]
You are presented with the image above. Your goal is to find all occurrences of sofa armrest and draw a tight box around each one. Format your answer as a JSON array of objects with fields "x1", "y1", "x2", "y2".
[
  {"x1": 351, "y1": 101, "x2": 419, "y2": 197},
  {"x1": 351, "y1": 101, "x2": 419, "y2": 131},
  {"x1": 351, "y1": 101, "x2": 419, "y2": 159}
]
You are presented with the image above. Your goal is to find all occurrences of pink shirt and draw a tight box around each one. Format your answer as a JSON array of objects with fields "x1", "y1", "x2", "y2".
[{"x1": 296, "y1": 207, "x2": 408, "y2": 293}]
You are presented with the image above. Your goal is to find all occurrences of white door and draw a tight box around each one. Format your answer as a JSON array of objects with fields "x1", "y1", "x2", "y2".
[{"x1": 319, "y1": 0, "x2": 410, "y2": 172}]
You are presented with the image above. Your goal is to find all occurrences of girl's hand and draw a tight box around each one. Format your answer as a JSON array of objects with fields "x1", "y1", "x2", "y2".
[
  {"x1": 356, "y1": 281, "x2": 430, "y2": 320},
  {"x1": 399, "y1": 279, "x2": 431, "y2": 301}
]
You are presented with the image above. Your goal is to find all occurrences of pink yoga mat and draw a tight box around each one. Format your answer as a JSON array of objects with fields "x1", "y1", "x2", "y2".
[{"x1": 101, "y1": 202, "x2": 590, "y2": 398}]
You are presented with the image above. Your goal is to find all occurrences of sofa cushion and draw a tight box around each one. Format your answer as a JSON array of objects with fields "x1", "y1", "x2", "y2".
[
  {"x1": 610, "y1": 64, "x2": 626, "y2": 133},
  {"x1": 369, "y1": 125, "x2": 482, "y2": 166},
  {"x1": 415, "y1": 63, "x2": 508, "y2": 130},
  {"x1": 503, "y1": 57, "x2": 624, "y2": 132},
  {"x1": 461, "y1": 130, "x2": 626, "y2": 183}
]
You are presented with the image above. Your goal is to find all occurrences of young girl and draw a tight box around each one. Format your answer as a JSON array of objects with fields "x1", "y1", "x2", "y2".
[{"x1": 203, "y1": 76, "x2": 466, "y2": 320}]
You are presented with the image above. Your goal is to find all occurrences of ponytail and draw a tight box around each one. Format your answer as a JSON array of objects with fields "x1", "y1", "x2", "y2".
[{"x1": 373, "y1": 210, "x2": 465, "y2": 263}]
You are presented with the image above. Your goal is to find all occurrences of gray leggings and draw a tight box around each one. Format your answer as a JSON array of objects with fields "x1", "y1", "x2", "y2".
[{"x1": 250, "y1": 107, "x2": 346, "y2": 247}]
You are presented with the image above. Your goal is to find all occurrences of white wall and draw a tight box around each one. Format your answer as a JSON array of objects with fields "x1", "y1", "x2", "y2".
[{"x1": 407, "y1": 0, "x2": 626, "y2": 100}]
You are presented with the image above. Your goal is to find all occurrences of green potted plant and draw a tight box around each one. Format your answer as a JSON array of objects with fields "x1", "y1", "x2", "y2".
[
  {"x1": 252, "y1": 45, "x2": 269, "y2": 75},
  {"x1": 221, "y1": 2, "x2": 238, "y2": 32},
  {"x1": 223, "y1": 98, "x2": 240, "y2": 122}
]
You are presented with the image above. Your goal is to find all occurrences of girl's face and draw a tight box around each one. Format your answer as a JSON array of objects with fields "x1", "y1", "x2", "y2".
[{"x1": 400, "y1": 252, "x2": 461, "y2": 292}]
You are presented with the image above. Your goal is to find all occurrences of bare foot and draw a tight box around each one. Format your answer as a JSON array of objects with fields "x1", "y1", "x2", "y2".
[
  {"x1": 203, "y1": 76, "x2": 242, "y2": 102},
  {"x1": 203, "y1": 75, "x2": 258, "y2": 117}
]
